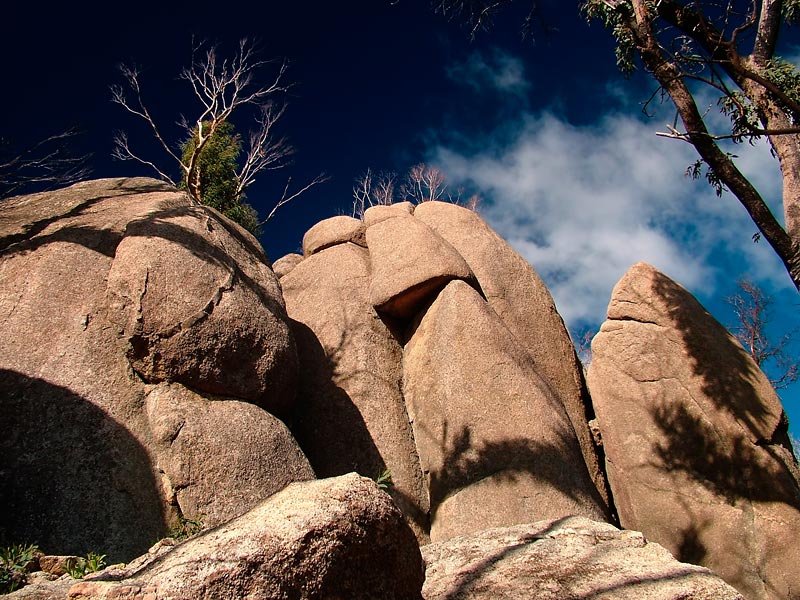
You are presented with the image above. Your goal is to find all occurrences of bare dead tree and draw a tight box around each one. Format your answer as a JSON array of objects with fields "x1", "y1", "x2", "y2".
[
  {"x1": 0, "y1": 127, "x2": 91, "y2": 198},
  {"x1": 575, "y1": 328, "x2": 596, "y2": 372},
  {"x1": 433, "y1": 0, "x2": 543, "y2": 39},
  {"x1": 111, "y1": 39, "x2": 324, "y2": 225},
  {"x1": 353, "y1": 163, "x2": 480, "y2": 218},
  {"x1": 351, "y1": 169, "x2": 397, "y2": 218},
  {"x1": 400, "y1": 163, "x2": 448, "y2": 202},
  {"x1": 726, "y1": 279, "x2": 798, "y2": 390}
]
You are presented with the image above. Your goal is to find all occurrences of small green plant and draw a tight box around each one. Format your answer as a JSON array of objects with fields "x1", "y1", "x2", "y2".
[
  {"x1": 0, "y1": 543, "x2": 38, "y2": 593},
  {"x1": 63, "y1": 552, "x2": 106, "y2": 579},
  {"x1": 374, "y1": 468, "x2": 394, "y2": 491},
  {"x1": 166, "y1": 514, "x2": 205, "y2": 542}
]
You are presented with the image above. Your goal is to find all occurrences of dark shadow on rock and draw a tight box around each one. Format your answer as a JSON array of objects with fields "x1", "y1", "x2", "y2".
[
  {"x1": 432, "y1": 517, "x2": 724, "y2": 600},
  {"x1": 645, "y1": 271, "x2": 800, "y2": 572},
  {"x1": 651, "y1": 402, "x2": 799, "y2": 504},
  {"x1": 0, "y1": 369, "x2": 166, "y2": 563},
  {"x1": 289, "y1": 319, "x2": 386, "y2": 478},
  {"x1": 0, "y1": 178, "x2": 174, "y2": 258}
]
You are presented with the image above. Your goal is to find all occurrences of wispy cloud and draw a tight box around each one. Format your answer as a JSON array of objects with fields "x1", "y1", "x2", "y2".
[
  {"x1": 445, "y1": 49, "x2": 531, "y2": 99},
  {"x1": 431, "y1": 110, "x2": 789, "y2": 329}
]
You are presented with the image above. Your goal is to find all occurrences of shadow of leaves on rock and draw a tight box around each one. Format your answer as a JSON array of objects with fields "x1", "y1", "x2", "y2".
[
  {"x1": 0, "y1": 369, "x2": 165, "y2": 563},
  {"x1": 426, "y1": 420, "x2": 601, "y2": 526},
  {"x1": 650, "y1": 269, "x2": 780, "y2": 441},
  {"x1": 638, "y1": 270, "x2": 800, "y2": 584},
  {"x1": 0, "y1": 178, "x2": 173, "y2": 258},
  {"x1": 429, "y1": 516, "x2": 723, "y2": 600}
]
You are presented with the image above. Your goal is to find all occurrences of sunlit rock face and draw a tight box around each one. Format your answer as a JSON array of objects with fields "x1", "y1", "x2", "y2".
[
  {"x1": 587, "y1": 262, "x2": 800, "y2": 600},
  {"x1": 422, "y1": 516, "x2": 744, "y2": 600},
  {"x1": 279, "y1": 201, "x2": 608, "y2": 543},
  {"x1": 0, "y1": 178, "x2": 312, "y2": 562},
  {"x1": 68, "y1": 475, "x2": 425, "y2": 600}
]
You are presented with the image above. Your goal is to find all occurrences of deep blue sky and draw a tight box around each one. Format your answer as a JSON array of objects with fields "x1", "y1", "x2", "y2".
[{"x1": 4, "y1": 1, "x2": 800, "y2": 436}]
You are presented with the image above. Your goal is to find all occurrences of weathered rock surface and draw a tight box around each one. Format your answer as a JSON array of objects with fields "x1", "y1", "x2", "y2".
[
  {"x1": 404, "y1": 280, "x2": 606, "y2": 541},
  {"x1": 281, "y1": 243, "x2": 430, "y2": 542},
  {"x1": 366, "y1": 214, "x2": 475, "y2": 318},
  {"x1": 415, "y1": 201, "x2": 610, "y2": 510},
  {"x1": 272, "y1": 252, "x2": 304, "y2": 278},
  {"x1": 587, "y1": 262, "x2": 800, "y2": 600},
  {"x1": 145, "y1": 382, "x2": 314, "y2": 528},
  {"x1": 105, "y1": 195, "x2": 297, "y2": 414},
  {"x1": 302, "y1": 215, "x2": 366, "y2": 256},
  {"x1": 363, "y1": 201, "x2": 414, "y2": 227},
  {"x1": 67, "y1": 474, "x2": 425, "y2": 600},
  {"x1": 422, "y1": 516, "x2": 744, "y2": 600},
  {"x1": 0, "y1": 178, "x2": 307, "y2": 561}
]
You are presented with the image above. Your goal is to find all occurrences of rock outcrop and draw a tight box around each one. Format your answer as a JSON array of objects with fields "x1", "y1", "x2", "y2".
[
  {"x1": 413, "y1": 202, "x2": 609, "y2": 508},
  {"x1": 281, "y1": 242, "x2": 430, "y2": 542},
  {"x1": 587, "y1": 262, "x2": 800, "y2": 600},
  {"x1": 4, "y1": 181, "x2": 798, "y2": 600},
  {"x1": 422, "y1": 516, "x2": 744, "y2": 600},
  {"x1": 0, "y1": 178, "x2": 312, "y2": 561},
  {"x1": 280, "y1": 203, "x2": 607, "y2": 543},
  {"x1": 67, "y1": 474, "x2": 424, "y2": 600}
]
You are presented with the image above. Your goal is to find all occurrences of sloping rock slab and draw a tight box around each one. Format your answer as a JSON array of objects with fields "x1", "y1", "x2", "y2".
[
  {"x1": 415, "y1": 201, "x2": 609, "y2": 510},
  {"x1": 587, "y1": 262, "x2": 800, "y2": 600},
  {"x1": 403, "y1": 280, "x2": 605, "y2": 541},
  {"x1": 67, "y1": 474, "x2": 424, "y2": 600},
  {"x1": 422, "y1": 516, "x2": 743, "y2": 600}
]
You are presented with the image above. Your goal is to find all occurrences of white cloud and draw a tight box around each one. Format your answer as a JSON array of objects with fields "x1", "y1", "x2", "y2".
[{"x1": 432, "y1": 111, "x2": 789, "y2": 329}]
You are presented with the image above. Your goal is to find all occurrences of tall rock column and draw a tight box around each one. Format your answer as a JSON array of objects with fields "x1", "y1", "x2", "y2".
[
  {"x1": 587, "y1": 262, "x2": 800, "y2": 600},
  {"x1": 281, "y1": 223, "x2": 430, "y2": 542}
]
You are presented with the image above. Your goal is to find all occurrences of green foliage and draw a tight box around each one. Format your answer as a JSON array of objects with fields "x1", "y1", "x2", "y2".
[
  {"x1": 763, "y1": 58, "x2": 800, "y2": 124},
  {"x1": 784, "y1": 0, "x2": 800, "y2": 25},
  {"x1": 686, "y1": 158, "x2": 727, "y2": 197},
  {"x1": 374, "y1": 468, "x2": 394, "y2": 491},
  {"x1": 64, "y1": 552, "x2": 106, "y2": 579},
  {"x1": 0, "y1": 543, "x2": 38, "y2": 594},
  {"x1": 180, "y1": 121, "x2": 262, "y2": 236},
  {"x1": 166, "y1": 514, "x2": 205, "y2": 542},
  {"x1": 581, "y1": 0, "x2": 636, "y2": 76}
]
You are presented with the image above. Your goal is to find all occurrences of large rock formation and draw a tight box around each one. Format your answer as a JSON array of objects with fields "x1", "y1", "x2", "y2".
[
  {"x1": 280, "y1": 202, "x2": 608, "y2": 543},
  {"x1": 4, "y1": 181, "x2": 798, "y2": 600},
  {"x1": 422, "y1": 516, "x2": 744, "y2": 600},
  {"x1": 413, "y1": 202, "x2": 609, "y2": 508},
  {"x1": 587, "y1": 262, "x2": 800, "y2": 600},
  {"x1": 66, "y1": 474, "x2": 424, "y2": 600},
  {"x1": 281, "y1": 242, "x2": 430, "y2": 542},
  {"x1": 0, "y1": 178, "x2": 312, "y2": 561}
]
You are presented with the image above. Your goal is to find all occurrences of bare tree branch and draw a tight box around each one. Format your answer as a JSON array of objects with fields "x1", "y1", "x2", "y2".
[
  {"x1": 0, "y1": 127, "x2": 92, "y2": 198},
  {"x1": 726, "y1": 278, "x2": 799, "y2": 389},
  {"x1": 260, "y1": 172, "x2": 329, "y2": 225}
]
